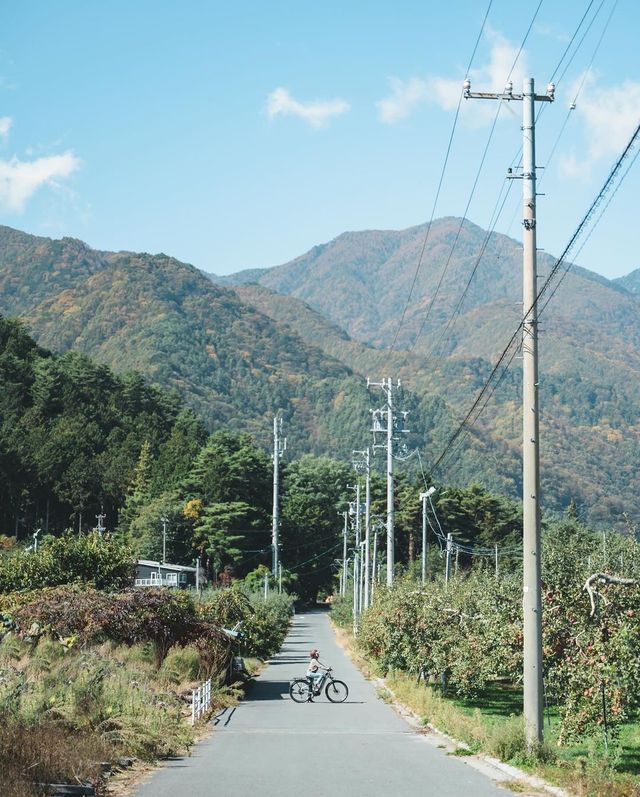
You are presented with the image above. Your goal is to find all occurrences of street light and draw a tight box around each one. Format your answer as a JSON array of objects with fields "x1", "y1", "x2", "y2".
[{"x1": 419, "y1": 487, "x2": 437, "y2": 585}]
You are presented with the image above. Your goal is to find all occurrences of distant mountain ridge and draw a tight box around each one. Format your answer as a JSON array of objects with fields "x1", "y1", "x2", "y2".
[
  {"x1": 212, "y1": 218, "x2": 640, "y2": 529},
  {"x1": 210, "y1": 217, "x2": 634, "y2": 353},
  {"x1": 1, "y1": 221, "x2": 640, "y2": 528},
  {"x1": 614, "y1": 268, "x2": 640, "y2": 294},
  {"x1": 0, "y1": 225, "x2": 375, "y2": 456}
]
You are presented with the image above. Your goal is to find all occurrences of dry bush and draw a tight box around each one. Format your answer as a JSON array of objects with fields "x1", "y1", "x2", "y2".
[{"x1": 0, "y1": 719, "x2": 110, "y2": 797}]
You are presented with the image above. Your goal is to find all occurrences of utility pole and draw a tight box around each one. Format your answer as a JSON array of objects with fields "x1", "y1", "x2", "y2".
[
  {"x1": 160, "y1": 516, "x2": 169, "y2": 564},
  {"x1": 95, "y1": 508, "x2": 106, "y2": 536},
  {"x1": 368, "y1": 378, "x2": 408, "y2": 587},
  {"x1": 348, "y1": 485, "x2": 361, "y2": 623},
  {"x1": 445, "y1": 533, "x2": 453, "y2": 584},
  {"x1": 271, "y1": 415, "x2": 286, "y2": 576},
  {"x1": 347, "y1": 482, "x2": 362, "y2": 615},
  {"x1": 341, "y1": 511, "x2": 348, "y2": 597},
  {"x1": 464, "y1": 75, "x2": 554, "y2": 749},
  {"x1": 359, "y1": 540, "x2": 366, "y2": 614},
  {"x1": 353, "y1": 449, "x2": 372, "y2": 608},
  {"x1": 371, "y1": 526, "x2": 378, "y2": 603},
  {"x1": 419, "y1": 487, "x2": 436, "y2": 585},
  {"x1": 278, "y1": 562, "x2": 283, "y2": 594},
  {"x1": 352, "y1": 549, "x2": 359, "y2": 634}
]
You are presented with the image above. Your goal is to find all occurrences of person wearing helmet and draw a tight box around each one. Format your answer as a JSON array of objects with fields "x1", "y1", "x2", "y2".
[{"x1": 306, "y1": 648, "x2": 330, "y2": 694}]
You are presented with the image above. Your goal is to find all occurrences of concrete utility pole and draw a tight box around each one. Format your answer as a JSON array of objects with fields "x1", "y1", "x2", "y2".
[
  {"x1": 348, "y1": 484, "x2": 361, "y2": 624},
  {"x1": 464, "y1": 76, "x2": 554, "y2": 749},
  {"x1": 419, "y1": 487, "x2": 436, "y2": 585},
  {"x1": 368, "y1": 378, "x2": 408, "y2": 587},
  {"x1": 353, "y1": 449, "x2": 372, "y2": 608},
  {"x1": 271, "y1": 415, "x2": 287, "y2": 576},
  {"x1": 95, "y1": 508, "x2": 106, "y2": 536},
  {"x1": 160, "y1": 516, "x2": 169, "y2": 564},
  {"x1": 352, "y1": 549, "x2": 359, "y2": 633},
  {"x1": 341, "y1": 511, "x2": 348, "y2": 597},
  {"x1": 371, "y1": 526, "x2": 378, "y2": 602},
  {"x1": 445, "y1": 533, "x2": 453, "y2": 584}
]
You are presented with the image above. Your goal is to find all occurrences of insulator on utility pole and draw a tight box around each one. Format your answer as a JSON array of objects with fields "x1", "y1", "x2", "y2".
[{"x1": 465, "y1": 75, "x2": 553, "y2": 750}]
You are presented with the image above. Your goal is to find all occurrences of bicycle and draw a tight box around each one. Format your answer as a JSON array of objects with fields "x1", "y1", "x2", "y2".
[{"x1": 289, "y1": 668, "x2": 348, "y2": 703}]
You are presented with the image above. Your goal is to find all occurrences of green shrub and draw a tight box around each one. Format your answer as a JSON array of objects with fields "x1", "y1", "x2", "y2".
[
  {"x1": 330, "y1": 595, "x2": 353, "y2": 628},
  {"x1": 197, "y1": 586, "x2": 294, "y2": 660},
  {"x1": 160, "y1": 646, "x2": 201, "y2": 684},
  {"x1": 0, "y1": 532, "x2": 135, "y2": 593}
]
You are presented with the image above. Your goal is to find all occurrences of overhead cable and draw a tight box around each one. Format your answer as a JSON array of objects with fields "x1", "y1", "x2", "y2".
[{"x1": 384, "y1": 0, "x2": 494, "y2": 364}]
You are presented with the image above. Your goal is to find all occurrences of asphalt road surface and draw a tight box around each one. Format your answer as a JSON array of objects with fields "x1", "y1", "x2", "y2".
[{"x1": 134, "y1": 610, "x2": 511, "y2": 797}]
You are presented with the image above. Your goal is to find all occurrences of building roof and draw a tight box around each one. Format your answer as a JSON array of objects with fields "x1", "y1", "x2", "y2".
[{"x1": 136, "y1": 559, "x2": 197, "y2": 573}]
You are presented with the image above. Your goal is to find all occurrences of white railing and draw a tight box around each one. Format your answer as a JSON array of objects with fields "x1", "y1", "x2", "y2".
[
  {"x1": 134, "y1": 574, "x2": 182, "y2": 587},
  {"x1": 191, "y1": 678, "x2": 212, "y2": 725}
]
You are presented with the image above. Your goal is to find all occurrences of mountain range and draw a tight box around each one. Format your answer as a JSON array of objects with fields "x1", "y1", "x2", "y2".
[{"x1": 1, "y1": 219, "x2": 639, "y2": 528}]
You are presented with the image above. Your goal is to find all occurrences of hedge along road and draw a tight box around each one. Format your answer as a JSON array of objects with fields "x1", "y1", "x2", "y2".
[{"x1": 134, "y1": 611, "x2": 512, "y2": 797}]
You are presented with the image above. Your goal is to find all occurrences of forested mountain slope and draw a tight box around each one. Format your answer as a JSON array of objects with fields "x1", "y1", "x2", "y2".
[
  {"x1": 227, "y1": 219, "x2": 640, "y2": 530},
  {"x1": 1, "y1": 221, "x2": 639, "y2": 528},
  {"x1": 217, "y1": 217, "x2": 640, "y2": 359},
  {"x1": 0, "y1": 226, "x2": 372, "y2": 457}
]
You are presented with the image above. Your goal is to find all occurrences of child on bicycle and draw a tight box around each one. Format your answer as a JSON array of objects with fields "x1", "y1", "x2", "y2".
[{"x1": 306, "y1": 648, "x2": 330, "y2": 694}]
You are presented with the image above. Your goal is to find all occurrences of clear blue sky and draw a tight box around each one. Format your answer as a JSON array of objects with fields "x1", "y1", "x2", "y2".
[{"x1": 2, "y1": 1, "x2": 638, "y2": 278}]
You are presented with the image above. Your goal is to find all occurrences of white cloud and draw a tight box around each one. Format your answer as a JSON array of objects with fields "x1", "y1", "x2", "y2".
[
  {"x1": 267, "y1": 87, "x2": 350, "y2": 128},
  {"x1": 377, "y1": 29, "x2": 528, "y2": 124},
  {"x1": 376, "y1": 77, "x2": 430, "y2": 123},
  {"x1": 0, "y1": 116, "x2": 12, "y2": 141},
  {"x1": 560, "y1": 73, "x2": 640, "y2": 177},
  {"x1": 0, "y1": 152, "x2": 80, "y2": 212}
]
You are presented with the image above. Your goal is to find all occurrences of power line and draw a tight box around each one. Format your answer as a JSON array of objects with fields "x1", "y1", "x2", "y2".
[
  {"x1": 540, "y1": 0, "x2": 617, "y2": 182},
  {"x1": 427, "y1": 176, "x2": 516, "y2": 360},
  {"x1": 502, "y1": 0, "x2": 614, "y2": 238},
  {"x1": 548, "y1": 0, "x2": 597, "y2": 85},
  {"x1": 408, "y1": 0, "x2": 544, "y2": 355},
  {"x1": 538, "y1": 125, "x2": 640, "y2": 316},
  {"x1": 443, "y1": 0, "x2": 608, "y2": 323},
  {"x1": 287, "y1": 541, "x2": 343, "y2": 573},
  {"x1": 424, "y1": 119, "x2": 640, "y2": 481},
  {"x1": 384, "y1": 0, "x2": 494, "y2": 364}
]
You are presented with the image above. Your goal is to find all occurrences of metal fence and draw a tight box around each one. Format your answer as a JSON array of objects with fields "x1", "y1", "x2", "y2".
[{"x1": 191, "y1": 677, "x2": 212, "y2": 725}]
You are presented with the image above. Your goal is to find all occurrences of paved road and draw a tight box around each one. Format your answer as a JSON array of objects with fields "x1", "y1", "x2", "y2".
[{"x1": 134, "y1": 611, "x2": 510, "y2": 797}]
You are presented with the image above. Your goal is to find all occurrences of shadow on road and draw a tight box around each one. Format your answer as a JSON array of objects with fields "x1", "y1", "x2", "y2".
[{"x1": 244, "y1": 679, "x2": 291, "y2": 701}]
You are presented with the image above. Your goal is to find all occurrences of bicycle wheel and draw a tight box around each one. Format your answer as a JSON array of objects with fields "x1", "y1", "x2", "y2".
[
  {"x1": 289, "y1": 679, "x2": 313, "y2": 703},
  {"x1": 325, "y1": 679, "x2": 348, "y2": 703}
]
